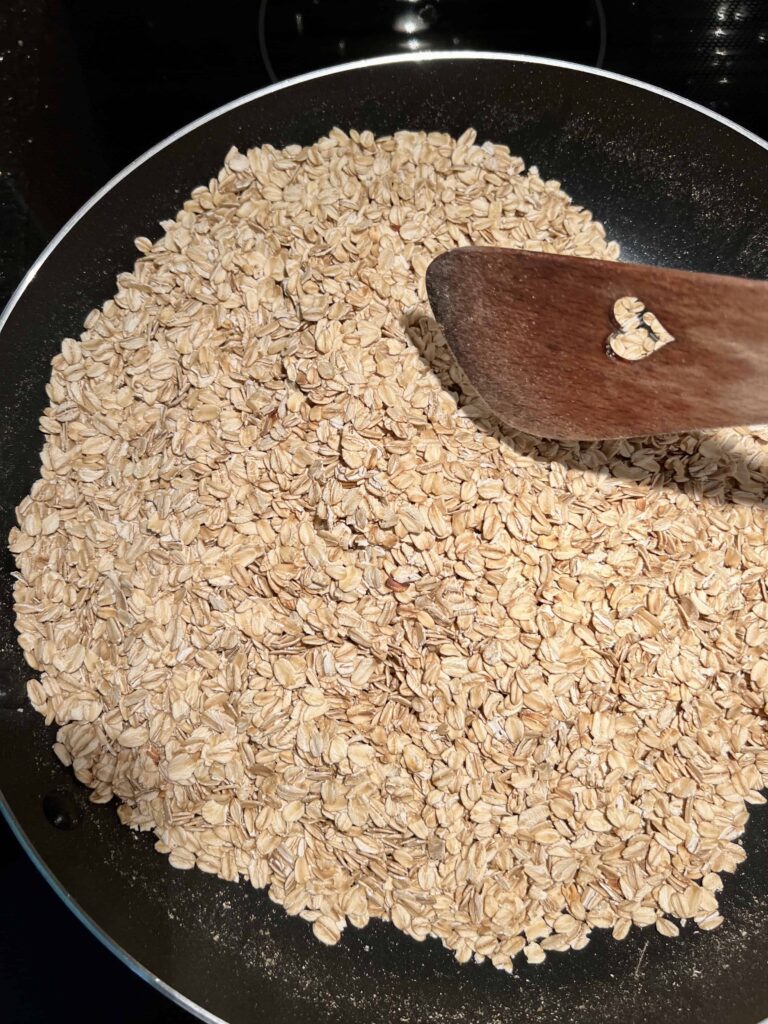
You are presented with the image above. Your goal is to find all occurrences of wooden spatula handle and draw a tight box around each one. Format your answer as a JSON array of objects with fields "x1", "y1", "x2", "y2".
[{"x1": 426, "y1": 248, "x2": 768, "y2": 440}]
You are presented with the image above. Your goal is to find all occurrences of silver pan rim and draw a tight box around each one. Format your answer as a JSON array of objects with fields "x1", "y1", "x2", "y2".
[{"x1": 2, "y1": 49, "x2": 767, "y2": 338}]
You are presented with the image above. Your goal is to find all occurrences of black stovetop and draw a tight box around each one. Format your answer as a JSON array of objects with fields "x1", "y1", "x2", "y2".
[{"x1": 1, "y1": 1, "x2": 767, "y2": 1021}]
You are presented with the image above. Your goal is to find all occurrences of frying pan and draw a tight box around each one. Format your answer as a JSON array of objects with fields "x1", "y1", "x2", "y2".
[{"x1": 1, "y1": 52, "x2": 768, "y2": 1024}]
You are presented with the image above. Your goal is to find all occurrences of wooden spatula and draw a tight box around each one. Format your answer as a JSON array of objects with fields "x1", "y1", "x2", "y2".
[{"x1": 425, "y1": 247, "x2": 768, "y2": 440}]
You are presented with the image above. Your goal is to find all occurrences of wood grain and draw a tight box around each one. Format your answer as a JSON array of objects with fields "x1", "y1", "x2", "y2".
[{"x1": 426, "y1": 248, "x2": 768, "y2": 440}]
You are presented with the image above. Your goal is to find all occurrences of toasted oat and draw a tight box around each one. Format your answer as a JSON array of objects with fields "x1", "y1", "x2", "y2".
[{"x1": 9, "y1": 128, "x2": 768, "y2": 974}]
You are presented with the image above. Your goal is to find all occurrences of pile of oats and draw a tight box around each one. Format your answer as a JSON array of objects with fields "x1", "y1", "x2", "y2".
[{"x1": 10, "y1": 129, "x2": 768, "y2": 971}]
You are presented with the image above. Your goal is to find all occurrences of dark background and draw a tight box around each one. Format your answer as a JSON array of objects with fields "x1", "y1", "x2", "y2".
[{"x1": 1, "y1": 1, "x2": 767, "y2": 1021}]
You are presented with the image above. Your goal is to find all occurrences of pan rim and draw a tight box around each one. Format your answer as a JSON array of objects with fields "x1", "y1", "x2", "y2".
[
  {"x1": 2, "y1": 49, "x2": 768, "y2": 1024},
  {"x1": 2, "y1": 48, "x2": 767, "y2": 340}
]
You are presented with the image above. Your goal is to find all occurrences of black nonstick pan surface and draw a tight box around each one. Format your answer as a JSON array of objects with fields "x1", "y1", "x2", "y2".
[{"x1": 1, "y1": 52, "x2": 768, "y2": 1024}]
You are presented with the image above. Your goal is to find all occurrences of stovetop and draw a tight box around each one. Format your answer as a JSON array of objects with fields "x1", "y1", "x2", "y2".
[{"x1": 1, "y1": 1, "x2": 767, "y2": 1020}]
